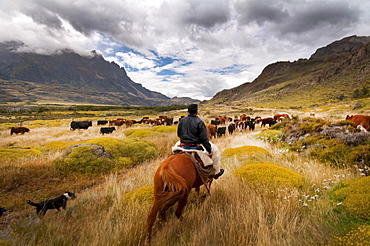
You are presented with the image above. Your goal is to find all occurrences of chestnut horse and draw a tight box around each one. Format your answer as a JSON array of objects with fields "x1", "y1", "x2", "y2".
[{"x1": 146, "y1": 153, "x2": 211, "y2": 244}]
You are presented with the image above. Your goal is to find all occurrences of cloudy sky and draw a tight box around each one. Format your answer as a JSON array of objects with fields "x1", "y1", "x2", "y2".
[{"x1": 0, "y1": 0, "x2": 369, "y2": 100}]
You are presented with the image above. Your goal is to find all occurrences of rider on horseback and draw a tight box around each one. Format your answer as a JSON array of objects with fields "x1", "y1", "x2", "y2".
[{"x1": 175, "y1": 103, "x2": 224, "y2": 179}]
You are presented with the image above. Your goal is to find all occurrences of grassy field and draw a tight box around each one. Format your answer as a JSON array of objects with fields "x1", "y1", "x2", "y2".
[{"x1": 0, "y1": 105, "x2": 369, "y2": 246}]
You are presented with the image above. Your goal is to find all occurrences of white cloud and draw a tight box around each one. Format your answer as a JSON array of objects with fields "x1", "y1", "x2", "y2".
[
  {"x1": 0, "y1": 0, "x2": 369, "y2": 100},
  {"x1": 115, "y1": 52, "x2": 156, "y2": 70}
]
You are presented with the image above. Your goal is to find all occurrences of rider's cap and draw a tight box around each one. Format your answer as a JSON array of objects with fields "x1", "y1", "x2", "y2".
[{"x1": 188, "y1": 104, "x2": 198, "y2": 114}]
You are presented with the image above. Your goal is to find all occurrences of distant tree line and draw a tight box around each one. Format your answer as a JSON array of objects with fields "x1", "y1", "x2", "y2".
[{"x1": 67, "y1": 104, "x2": 188, "y2": 112}]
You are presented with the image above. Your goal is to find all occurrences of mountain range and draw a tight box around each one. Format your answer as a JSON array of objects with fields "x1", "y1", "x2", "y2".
[
  {"x1": 0, "y1": 42, "x2": 198, "y2": 106},
  {"x1": 1, "y1": 35, "x2": 369, "y2": 107}
]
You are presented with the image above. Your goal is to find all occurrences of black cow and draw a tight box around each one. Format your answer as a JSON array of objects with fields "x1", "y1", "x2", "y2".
[
  {"x1": 100, "y1": 127, "x2": 116, "y2": 135},
  {"x1": 250, "y1": 121, "x2": 256, "y2": 130},
  {"x1": 217, "y1": 127, "x2": 226, "y2": 137},
  {"x1": 268, "y1": 120, "x2": 277, "y2": 127},
  {"x1": 245, "y1": 120, "x2": 256, "y2": 131},
  {"x1": 70, "y1": 121, "x2": 92, "y2": 130},
  {"x1": 10, "y1": 127, "x2": 30, "y2": 135},
  {"x1": 211, "y1": 120, "x2": 220, "y2": 126},
  {"x1": 228, "y1": 123, "x2": 235, "y2": 135},
  {"x1": 164, "y1": 117, "x2": 174, "y2": 126},
  {"x1": 97, "y1": 120, "x2": 108, "y2": 125}
]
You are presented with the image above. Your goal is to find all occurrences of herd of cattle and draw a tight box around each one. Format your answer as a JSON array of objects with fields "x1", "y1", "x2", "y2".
[
  {"x1": 206, "y1": 113, "x2": 291, "y2": 139},
  {"x1": 7, "y1": 114, "x2": 370, "y2": 136},
  {"x1": 8, "y1": 115, "x2": 176, "y2": 136},
  {"x1": 69, "y1": 115, "x2": 175, "y2": 134}
]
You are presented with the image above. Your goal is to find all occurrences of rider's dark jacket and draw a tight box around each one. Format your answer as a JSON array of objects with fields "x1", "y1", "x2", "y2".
[{"x1": 177, "y1": 114, "x2": 212, "y2": 153}]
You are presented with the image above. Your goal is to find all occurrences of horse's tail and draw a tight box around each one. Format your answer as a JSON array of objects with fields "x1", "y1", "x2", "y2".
[{"x1": 158, "y1": 165, "x2": 188, "y2": 214}]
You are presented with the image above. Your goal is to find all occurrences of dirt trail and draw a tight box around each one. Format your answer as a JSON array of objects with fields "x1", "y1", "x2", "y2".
[{"x1": 214, "y1": 130, "x2": 271, "y2": 152}]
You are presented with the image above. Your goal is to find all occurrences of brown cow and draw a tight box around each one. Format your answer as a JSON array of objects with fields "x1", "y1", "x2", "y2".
[
  {"x1": 141, "y1": 118, "x2": 150, "y2": 124},
  {"x1": 225, "y1": 117, "x2": 233, "y2": 122},
  {"x1": 346, "y1": 115, "x2": 370, "y2": 131},
  {"x1": 155, "y1": 118, "x2": 164, "y2": 125},
  {"x1": 109, "y1": 119, "x2": 125, "y2": 126},
  {"x1": 235, "y1": 121, "x2": 245, "y2": 131},
  {"x1": 125, "y1": 120, "x2": 134, "y2": 128},
  {"x1": 254, "y1": 117, "x2": 262, "y2": 123},
  {"x1": 206, "y1": 124, "x2": 217, "y2": 139},
  {"x1": 10, "y1": 127, "x2": 30, "y2": 135},
  {"x1": 164, "y1": 117, "x2": 174, "y2": 126},
  {"x1": 218, "y1": 117, "x2": 226, "y2": 125},
  {"x1": 274, "y1": 114, "x2": 290, "y2": 122},
  {"x1": 240, "y1": 115, "x2": 250, "y2": 121},
  {"x1": 261, "y1": 117, "x2": 276, "y2": 127}
]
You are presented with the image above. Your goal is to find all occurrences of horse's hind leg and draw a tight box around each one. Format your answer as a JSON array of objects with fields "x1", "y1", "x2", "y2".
[
  {"x1": 160, "y1": 199, "x2": 176, "y2": 222},
  {"x1": 175, "y1": 192, "x2": 189, "y2": 220},
  {"x1": 159, "y1": 206, "x2": 168, "y2": 222},
  {"x1": 147, "y1": 199, "x2": 160, "y2": 244}
]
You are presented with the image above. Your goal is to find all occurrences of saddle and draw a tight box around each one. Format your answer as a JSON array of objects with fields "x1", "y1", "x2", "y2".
[{"x1": 174, "y1": 150, "x2": 214, "y2": 194}]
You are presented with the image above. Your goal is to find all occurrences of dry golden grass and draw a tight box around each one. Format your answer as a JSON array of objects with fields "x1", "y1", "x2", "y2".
[{"x1": 0, "y1": 119, "x2": 365, "y2": 246}]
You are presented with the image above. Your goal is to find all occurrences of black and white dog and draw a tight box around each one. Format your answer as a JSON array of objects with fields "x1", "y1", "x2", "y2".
[{"x1": 26, "y1": 192, "x2": 76, "y2": 215}]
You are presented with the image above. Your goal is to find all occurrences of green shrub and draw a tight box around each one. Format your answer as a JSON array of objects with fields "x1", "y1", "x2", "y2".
[
  {"x1": 255, "y1": 130, "x2": 282, "y2": 143},
  {"x1": 151, "y1": 125, "x2": 177, "y2": 133},
  {"x1": 0, "y1": 148, "x2": 43, "y2": 162},
  {"x1": 55, "y1": 138, "x2": 158, "y2": 175},
  {"x1": 123, "y1": 129, "x2": 140, "y2": 137},
  {"x1": 43, "y1": 141, "x2": 81, "y2": 151},
  {"x1": 331, "y1": 176, "x2": 370, "y2": 220},
  {"x1": 308, "y1": 139, "x2": 348, "y2": 166},
  {"x1": 0, "y1": 123, "x2": 18, "y2": 131},
  {"x1": 222, "y1": 146, "x2": 271, "y2": 159},
  {"x1": 54, "y1": 145, "x2": 120, "y2": 175},
  {"x1": 124, "y1": 129, "x2": 159, "y2": 138},
  {"x1": 124, "y1": 185, "x2": 154, "y2": 203},
  {"x1": 297, "y1": 117, "x2": 326, "y2": 134},
  {"x1": 336, "y1": 120, "x2": 356, "y2": 127},
  {"x1": 327, "y1": 224, "x2": 370, "y2": 246},
  {"x1": 233, "y1": 162, "x2": 304, "y2": 188},
  {"x1": 347, "y1": 144, "x2": 370, "y2": 167},
  {"x1": 86, "y1": 137, "x2": 158, "y2": 164},
  {"x1": 117, "y1": 157, "x2": 135, "y2": 168},
  {"x1": 124, "y1": 126, "x2": 177, "y2": 138}
]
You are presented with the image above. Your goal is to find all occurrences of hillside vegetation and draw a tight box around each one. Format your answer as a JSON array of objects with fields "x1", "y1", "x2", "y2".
[
  {"x1": 0, "y1": 105, "x2": 369, "y2": 245},
  {"x1": 208, "y1": 35, "x2": 370, "y2": 109}
]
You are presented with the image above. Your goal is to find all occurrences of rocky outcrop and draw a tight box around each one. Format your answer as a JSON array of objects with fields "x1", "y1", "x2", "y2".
[{"x1": 310, "y1": 35, "x2": 370, "y2": 59}]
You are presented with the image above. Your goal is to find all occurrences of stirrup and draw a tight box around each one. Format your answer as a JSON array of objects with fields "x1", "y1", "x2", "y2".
[{"x1": 214, "y1": 169, "x2": 224, "y2": 179}]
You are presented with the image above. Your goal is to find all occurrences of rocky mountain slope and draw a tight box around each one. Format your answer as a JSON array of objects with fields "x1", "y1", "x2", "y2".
[
  {"x1": 0, "y1": 42, "x2": 198, "y2": 106},
  {"x1": 208, "y1": 35, "x2": 370, "y2": 108}
]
